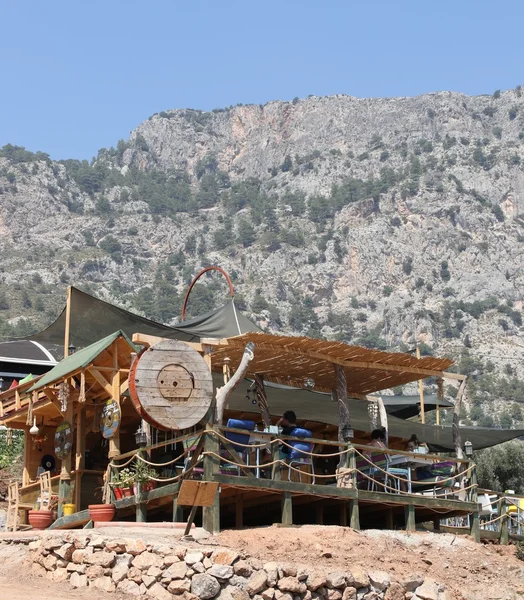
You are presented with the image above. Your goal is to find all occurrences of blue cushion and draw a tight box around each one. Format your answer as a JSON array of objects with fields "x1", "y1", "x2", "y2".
[
  {"x1": 290, "y1": 442, "x2": 312, "y2": 460},
  {"x1": 225, "y1": 419, "x2": 255, "y2": 452},
  {"x1": 289, "y1": 427, "x2": 312, "y2": 438}
]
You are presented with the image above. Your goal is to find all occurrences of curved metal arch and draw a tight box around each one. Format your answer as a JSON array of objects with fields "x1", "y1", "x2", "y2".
[{"x1": 181, "y1": 266, "x2": 234, "y2": 321}]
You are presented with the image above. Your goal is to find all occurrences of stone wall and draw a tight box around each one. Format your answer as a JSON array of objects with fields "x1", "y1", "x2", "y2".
[{"x1": 21, "y1": 532, "x2": 449, "y2": 600}]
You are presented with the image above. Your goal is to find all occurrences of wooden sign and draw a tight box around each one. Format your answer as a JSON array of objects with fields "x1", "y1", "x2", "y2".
[
  {"x1": 54, "y1": 421, "x2": 73, "y2": 459},
  {"x1": 177, "y1": 480, "x2": 219, "y2": 507},
  {"x1": 129, "y1": 339, "x2": 213, "y2": 430},
  {"x1": 100, "y1": 399, "x2": 120, "y2": 439}
]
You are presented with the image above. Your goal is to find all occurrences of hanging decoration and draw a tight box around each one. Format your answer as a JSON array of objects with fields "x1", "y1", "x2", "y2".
[
  {"x1": 78, "y1": 369, "x2": 86, "y2": 404},
  {"x1": 367, "y1": 399, "x2": 379, "y2": 430},
  {"x1": 54, "y1": 420, "x2": 73, "y2": 459},
  {"x1": 100, "y1": 399, "x2": 121, "y2": 439},
  {"x1": 58, "y1": 381, "x2": 70, "y2": 413}
]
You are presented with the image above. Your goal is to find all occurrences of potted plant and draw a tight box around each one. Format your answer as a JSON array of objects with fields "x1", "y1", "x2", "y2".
[
  {"x1": 111, "y1": 468, "x2": 134, "y2": 499},
  {"x1": 88, "y1": 472, "x2": 115, "y2": 523},
  {"x1": 132, "y1": 461, "x2": 157, "y2": 495},
  {"x1": 28, "y1": 500, "x2": 54, "y2": 530}
]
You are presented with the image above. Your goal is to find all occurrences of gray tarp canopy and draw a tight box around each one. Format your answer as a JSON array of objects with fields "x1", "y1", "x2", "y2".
[
  {"x1": 222, "y1": 376, "x2": 524, "y2": 452},
  {"x1": 25, "y1": 286, "x2": 260, "y2": 350}
]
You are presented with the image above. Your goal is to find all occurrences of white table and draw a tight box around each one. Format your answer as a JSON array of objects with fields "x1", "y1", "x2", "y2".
[{"x1": 388, "y1": 455, "x2": 436, "y2": 494}]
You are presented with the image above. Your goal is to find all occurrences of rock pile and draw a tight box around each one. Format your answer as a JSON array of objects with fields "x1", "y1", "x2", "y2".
[{"x1": 25, "y1": 533, "x2": 450, "y2": 600}]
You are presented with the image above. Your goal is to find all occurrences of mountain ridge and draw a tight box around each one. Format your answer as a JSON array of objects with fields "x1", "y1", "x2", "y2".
[{"x1": 2, "y1": 87, "x2": 524, "y2": 428}]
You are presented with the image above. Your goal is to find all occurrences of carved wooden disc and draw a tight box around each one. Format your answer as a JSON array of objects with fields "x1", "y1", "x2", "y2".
[
  {"x1": 129, "y1": 339, "x2": 213, "y2": 430},
  {"x1": 54, "y1": 420, "x2": 73, "y2": 459},
  {"x1": 100, "y1": 399, "x2": 121, "y2": 439}
]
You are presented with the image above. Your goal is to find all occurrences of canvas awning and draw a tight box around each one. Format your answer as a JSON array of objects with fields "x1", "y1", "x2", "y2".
[
  {"x1": 222, "y1": 377, "x2": 524, "y2": 451},
  {"x1": 24, "y1": 287, "x2": 260, "y2": 350}
]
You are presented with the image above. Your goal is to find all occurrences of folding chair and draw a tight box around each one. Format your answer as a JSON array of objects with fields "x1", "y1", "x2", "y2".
[{"x1": 6, "y1": 482, "x2": 32, "y2": 532}]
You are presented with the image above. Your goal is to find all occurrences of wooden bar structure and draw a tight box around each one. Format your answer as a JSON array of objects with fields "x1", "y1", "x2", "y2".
[{"x1": 2, "y1": 313, "x2": 520, "y2": 543}]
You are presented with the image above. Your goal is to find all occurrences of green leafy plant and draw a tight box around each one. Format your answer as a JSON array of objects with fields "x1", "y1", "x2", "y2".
[{"x1": 132, "y1": 461, "x2": 157, "y2": 484}]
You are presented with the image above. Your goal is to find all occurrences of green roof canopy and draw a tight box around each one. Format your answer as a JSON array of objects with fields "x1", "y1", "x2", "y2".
[{"x1": 28, "y1": 330, "x2": 136, "y2": 393}]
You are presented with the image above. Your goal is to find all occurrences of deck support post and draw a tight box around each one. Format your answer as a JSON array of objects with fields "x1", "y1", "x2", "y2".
[
  {"x1": 235, "y1": 494, "x2": 244, "y2": 529},
  {"x1": 202, "y1": 427, "x2": 220, "y2": 534},
  {"x1": 271, "y1": 442, "x2": 281, "y2": 481},
  {"x1": 386, "y1": 509, "x2": 394, "y2": 530},
  {"x1": 58, "y1": 397, "x2": 74, "y2": 519},
  {"x1": 281, "y1": 492, "x2": 292, "y2": 525},
  {"x1": 433, "y1": 518, "x2": 441, "y2": 532},
  {"x1": 405, "y1": 503, "x2": 415, "y2": 532},
  {"x1": 135, "y1": 450, "x2": 147, "y2": 523},
  {"x1": 173, "y1": 486, "x2": 184, "y2": 522},
  {"x1": 499, "y1": 497, "x2": 509, "y2": 545},
  {"x1": 349, "y1": 499, "x2": 360, "y2": 530},
  {"x1": 469, "y1": 463, "x2": 479, "y2": 542},
  {"x1": 317, "y1": 503, "x2": 324, "y2": 525},
  {"x1": 338, "y1": 503, "x2": 345, "y2": 527}
]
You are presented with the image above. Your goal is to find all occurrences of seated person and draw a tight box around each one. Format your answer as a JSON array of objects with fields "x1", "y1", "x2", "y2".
[
  {"x1": 369, "y1": 428, "x2": 387, "y2": 449},
  {"x1": 406, "y1": 434, "x2": 420, "y2": 451},
  {"x1": 406, "y1": 434, "x2": 428, "y2": 453},
  {"x1": 277, "y1": 410, "x2": 297, "y2": 458}
]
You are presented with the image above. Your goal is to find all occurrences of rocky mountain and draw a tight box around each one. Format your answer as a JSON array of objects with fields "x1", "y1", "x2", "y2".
[{"x1": 2, "y1": 87, "x2": 524, "y2": 428}]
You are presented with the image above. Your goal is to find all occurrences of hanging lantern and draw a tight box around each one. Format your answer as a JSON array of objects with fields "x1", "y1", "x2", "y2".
[{"x1": 29, "y1": 417, "x2": 40, "y2": 436}]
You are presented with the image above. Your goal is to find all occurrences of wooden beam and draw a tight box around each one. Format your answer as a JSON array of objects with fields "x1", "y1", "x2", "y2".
[
  {"x1": 334, "y1": 365, "x2": 351, "y2": 469},
  {"x1": 108, "y1": 342, "x2": 121, "y2": 460},
  {"x1": 132, "y1": 332, "x2": 203, "y2": 353},
  {"x1": 64, "y1": 286, "x2": 72, "y2": 358},
  {"x1": 88, "y1": 367, "x2": 113, "y2": 397},
  {"x1": 74, "y1": 404, "x2": 85, "y2": 510},
  {"x1": 453, "y1": 378, "x2": 467, "y2": 459},
  {"x1": 416, "y1": 346, "x2": 425, "y2": 424}
]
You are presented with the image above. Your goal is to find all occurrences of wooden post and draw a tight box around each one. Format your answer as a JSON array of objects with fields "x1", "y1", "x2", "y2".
[
  {"x1": 64, "y1": 286, "x2": 72, "y2": 358},
  {"x1": 405, "y1": 503, "x2": 416, "y2": 532},
  {"x1": 58, "y1": 399, "x2": 74, "y2": 518},
  {"x1": 271, "y1": 440, "x2": 281, "y2": 481},
  {"x1": 22, "y1": 428, "x2": 31, "y2": 487},
  {"x1": 108, "y1": 342, "x2": 121, "y2": 461},
  {"x1": 136, "y1": 452, "x2": 147, "y2": 523},
  {"x1": 348, "y1": 446, "x2": 360, "y2": 530},
  {"x1": 433, "y1": 518, "x2": 441, "y2": 532},
  {"x1": 386, "y1": 509, "x2": 394, "y2": 530},
  {"x1": 338, "y1": 503, "x2": 346, "y2": 527},
  {"x1": 436, "y1": 377, "x2": 443, "y2": 426},
  {"x1": 281, "y1": 492, "x2": 293, "y2": 525},
  {"x1": 469, "y1": 462, "x2": 480, "y2": 542},
  {"x1": 334, "y1": 365, "x2": 351, "y2": 469},
  {"x1": 349, "y1": 499, "x2": 360, "y2": 530},
  {"x1": 453, "y1": 379, "x2": 467, "y2": 459},
  {"x1": 416, "y1": 346, "x2": 425, "y2": 424},
  {"x1": 173, "y1": 493, "x2": 184, "y2": 522},
  {"x1": 202, "y1": 427, "x2": 220, "y2": 534},
  {"x1": 317, "y1": 503, "x2": 325, "y2": 525},
  {"x1": 235, "y1": 494, "x2": 244, "y2": 529},
  {"x1": 499, "y1": 497, "x2": 509, "y2": 545},
  {"x1": 74, "y1": 404, "x2": 85, "y2": 510}
]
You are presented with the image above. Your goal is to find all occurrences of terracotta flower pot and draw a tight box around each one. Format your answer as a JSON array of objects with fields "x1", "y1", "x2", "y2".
[
  {"x1": 88, "y1": 504, "x2": 115, "y2": 522},
  {"x1": 113, "y1": 487, "x2": 123, "y2": 500},
  {"x1": 28, "y1": 509, "x2": 54, "y2": 530},
  {"x1": 122, "y1": 487, "x2": 134, "y2": 497},
  {"x1": 133, "y1": 481, "x2": 156, "y2": 495}
]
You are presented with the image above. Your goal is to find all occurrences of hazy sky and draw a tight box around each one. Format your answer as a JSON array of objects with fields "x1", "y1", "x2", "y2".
[{"x1": 1, "y1": 0, "x2": 522, "y2": 160}]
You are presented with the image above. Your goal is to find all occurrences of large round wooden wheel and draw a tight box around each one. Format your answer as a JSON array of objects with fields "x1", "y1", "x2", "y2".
[{"x1": 129, "y1": 339, "x2": 213, "y2": 430}]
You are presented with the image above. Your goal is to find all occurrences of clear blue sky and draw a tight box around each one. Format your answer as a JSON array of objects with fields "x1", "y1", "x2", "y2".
[{"x1": 1, "y1": 0, "x2": 522, "y2": 160}]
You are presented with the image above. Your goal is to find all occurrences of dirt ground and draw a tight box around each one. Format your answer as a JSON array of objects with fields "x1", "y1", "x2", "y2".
[
  {"x1": 217, "y1": 526, "x2": 524, "y2": 600},
  {"x1": 0, "y1": 525, "x2": 523, "y2": 600}
]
